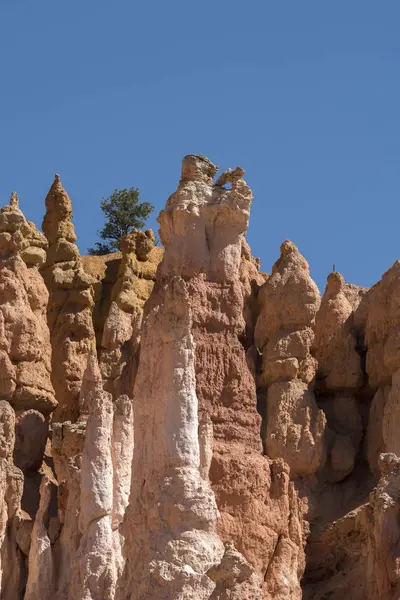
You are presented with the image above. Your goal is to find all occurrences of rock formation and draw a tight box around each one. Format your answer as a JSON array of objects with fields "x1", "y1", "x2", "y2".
[
  {"x1": 363, "y1": 261, "x2": 400, "y2": 471},
  {"x1": 1, "y1": 156, "x2": 400, "y2": 599},
  {"x1": 120, "y1": 156, "x2": 306, "y2": 599},
  {"x1": 0, "y1": 193, "x2": 56, "y2": 596},
  {"x1": 304, "y1": 453, "x2": 400, "y2": 600},
  {"x1": 313, "y1": 272, "x2": 364, "y2": 482},
  {"x1": 42, "y1": 175, "x2": 96, "y2": 423},
  {"x1": 99, "y1": 229, "x2": 157, "y2": 400},
  {"x1": 0, "y1": 193, "x2": 56, "y2": 417},
  {"x1": 255, "y1": 240, "x2": 326, "y2": 476}
]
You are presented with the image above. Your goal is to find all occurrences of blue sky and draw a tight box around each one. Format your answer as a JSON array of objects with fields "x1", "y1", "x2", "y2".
[{"x1": 0, "y1": 1, "x2": 399, "y2": 290}]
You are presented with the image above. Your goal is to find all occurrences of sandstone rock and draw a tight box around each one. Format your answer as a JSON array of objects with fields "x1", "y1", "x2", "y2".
[
  {"x1": 255, "y1": 240, "x2": 326, "y2": 476},
  {"x1": 122, "y1": 276, "x2": 225, "y2": 599},
  {"x1": 0, "y1": 401, "x2": 16, "y2": 460},
  {"x1": 319, "y1": 394, "x2": 363, "y2": 482},
  {"x1": 364, "y1": 261, "x2": 400, "y2": 389},
  {"x1": 239, "y1": 238, "x2": 266, "y2": 350},
  {"x1": 208, "y1": 541, "x2": 262, "y2": 599},
  {"x1": 112, "y1": 394, "x2": 133, "y2": 531},
  {"x1": 14, "y1": 410, "x2": 48, "y2": 472},
  {"x1": 3, "y1": 156, "x2": 400, "y2": 599},
  {"x1": 25, "y1": 476, "x2": 54, "y2": 600},
  {"x1": 100, "y1": 229, "x2": 157, "y2": 400},
  {"x1": 314, "y1": 272, "x2": 363, "y2": 393},
  {"x1": 0, "y1": 401, "x2": 25, "y2": 598},
  {"x1": 120, "y1": 157, "x2": 306, "y2": 600},
  {"x1": 51, "y1": 420, "x2": 86, "y2": 598},
  {"x1": 304, "y1": 453, "x2": 400, "y2": 600},
  {"x1": 366, "y1": 386, "x2": 389, "y2": 473},
  {"x1": 266, "y1": 380, "x2": 326, "y2": 475},
  {"x1": 0, "y1": 194, "x2": 56, "y2": 418},
  {"x1": 255, "y1": 240, "x2": 321, "y2": 349},
  {"x1": 366, "y1": 369, "x2": 400, "y2": 473},
  {"x1": 361, "y1": 263, "x2": 400, "y2": 476},
  {"x1": 41, "y1": 175, "x2": 96, "y2": 422},
  {"x1": 73, "y1": 359, "x2": 116, "y2": 600},
  {"x1": 365, "y1": 453, "x2": 400, "y2": 599}
]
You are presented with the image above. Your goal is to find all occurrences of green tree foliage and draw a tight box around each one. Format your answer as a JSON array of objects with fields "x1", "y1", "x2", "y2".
[{"x1": 88, "y1": 188, "x2": 154, "y2": 255}]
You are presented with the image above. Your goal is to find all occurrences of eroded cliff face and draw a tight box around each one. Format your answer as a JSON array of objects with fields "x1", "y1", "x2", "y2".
[{"x1": 0, "y1": 157, "x2": 400, "y2": 599}]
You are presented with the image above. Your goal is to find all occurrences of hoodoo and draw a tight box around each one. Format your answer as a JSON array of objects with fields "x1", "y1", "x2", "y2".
[{"x1": 0, "y1": 157, "x2": 399, "y2": 598}]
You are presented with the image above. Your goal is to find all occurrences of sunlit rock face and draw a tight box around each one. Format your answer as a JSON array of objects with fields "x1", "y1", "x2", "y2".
[
  {"x1": 0, "y1": 193, "x2": 55, "y2": 417},
  {"x1": 41, "y1": 175, "x2": 97, "y2": 423},
  {"x1": 120, "y1": 156, "x2": 306, "y2": 600},
  {"x1": 1, "y1": 157, "x2": 400, "y2": 599}
]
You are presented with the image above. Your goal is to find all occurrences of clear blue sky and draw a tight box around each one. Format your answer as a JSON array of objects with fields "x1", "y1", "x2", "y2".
[{"x1": 1, "y1": 1, "x2": 399, "y2": 290}]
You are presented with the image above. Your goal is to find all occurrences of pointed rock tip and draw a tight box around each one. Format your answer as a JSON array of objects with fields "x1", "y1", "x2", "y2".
[
  {"x1": 9, "y1": 191, "x2": 19, "y2": 208},
  {"x1": 50, "y1": 173, "x2": 63, "y2": 190},
  {"x1": 326, "y1": 271, "x2": 344, "y2": 293},
  {"x1": 280, "y1": 239, "x2": 298, "y2": 256}
]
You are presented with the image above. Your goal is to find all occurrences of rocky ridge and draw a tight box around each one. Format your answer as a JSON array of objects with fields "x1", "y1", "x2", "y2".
[{"x1": 0, "y1": 156, "x2": 398, "y2": 598}]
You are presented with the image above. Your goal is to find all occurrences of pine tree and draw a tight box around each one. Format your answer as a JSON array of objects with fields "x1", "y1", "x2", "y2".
[{"x1": 88, "y1": 188, "x2": 154, "y2": 255}]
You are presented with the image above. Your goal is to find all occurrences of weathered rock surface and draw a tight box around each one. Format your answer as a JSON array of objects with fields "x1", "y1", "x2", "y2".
[
  {"x1": 42, "y1": 175, "x2": 96, "y2": 423},
  {"x1": 120, "y1": 156, "x2": 306, "y2": 600},
  {"x1": 0, "y1": 193, "x2": 55, "y2": 416},
  {"x1": 255, "y1": 240, "x2": 326, "y2": 476},
  {"x1": 303, "y1": 453, "x2": 400, "y2": 600},
  {"x1": 1, "y1": 157, "x2": 400, "y2": 599},
  {"x1": 122, "y1": 275, "x2": 225, "y2": 599},
  {"x1": 313, "y1": 272, "x2": 365, "y2": 482},
  {"x1": 314, "y1": 272, "x2": 363, "y2": 393},
  {"x1": 0, "y1": 194, "x2": 56, "y2": 596},
  {"x1": 99, "y1": 229, "x2": 157, "y2": 400},
  {"x1": 0, "y1": 400, "x2": 25, "y2": 599}
]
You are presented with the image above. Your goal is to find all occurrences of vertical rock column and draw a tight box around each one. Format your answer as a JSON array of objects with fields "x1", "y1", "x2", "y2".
[
  {"x1": 71, "y1": 358, "x2": 116, "y2": 600},
  {"x1": 0, "y1": 400, "x2": 25, "y2": 600},
  {"x1": 0, "y1": 193, "x2": 56, "y2": 422},
  {"x1": 25, "y1": 476, "x2": 54, "y2": 600},
  {"x1": 254, "y1": 240, "x2": 326, "y2": 476},
  {"x1": 100, "y1": 229, "x2": 156, "y2": 400},
  {"x1": 364, "y1": 261, "x2": 400, "y2": 471},
  {"x1": 122, "y1": 275, "x2": 224, "y2": 600},
  {"x1": 51, "y1": 419, "x2": 86, "y2": 599},
  {"x1": 42, "y1": 175, "x2": 96, "y2": 422},
  {"x1": 0, "y1": 193, "x2": 59, "y2": 598},
  {"x1": 313, "y1": 272, "x2": 364, "y2": 482},
  {"x1": 46, "y1": 351, "x2": 133, "y2": 599},
  {"x1": 122, "y1": 156, "x2": 306, "y2": 600},
  {"x1": 0, "y1": 193, "x2": 56, "y2": 536}
]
